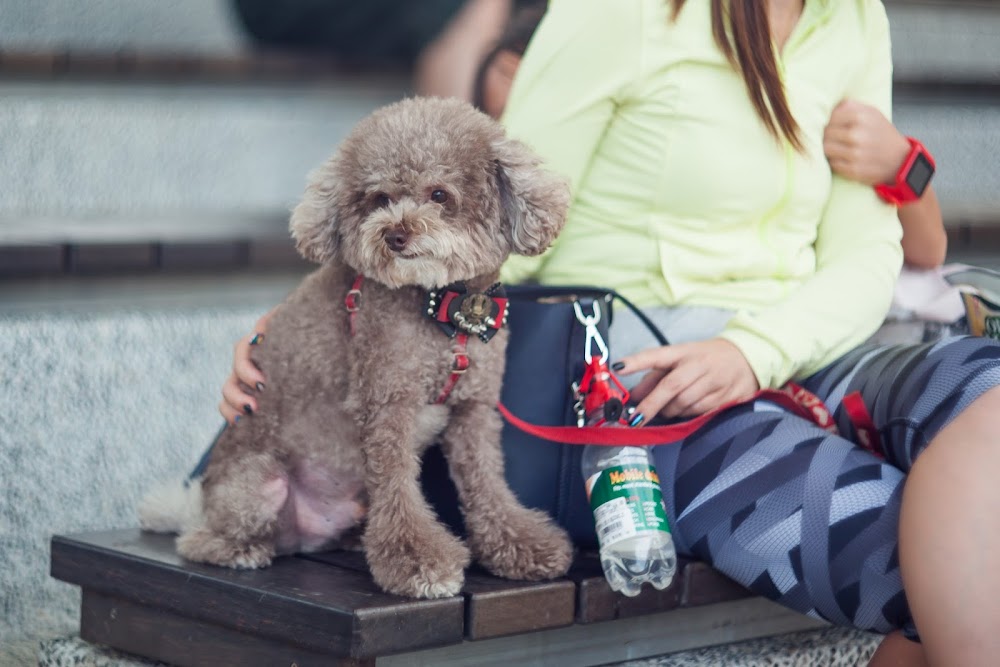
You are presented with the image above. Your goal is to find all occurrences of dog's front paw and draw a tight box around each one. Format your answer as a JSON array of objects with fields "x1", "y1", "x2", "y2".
[
  {"x1": 365, "y1": 526, "x2": 471, "y2": 599},
  {"x1": 176, "y1": 526, "x2": 274, "y2": 570},
  {"x1": 470, "y1": 507, "x2": 573, "y2": 581}
]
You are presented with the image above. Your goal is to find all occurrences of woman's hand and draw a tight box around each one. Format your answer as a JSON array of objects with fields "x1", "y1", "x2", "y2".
[
  {"x1": 614, "y1": 339, "x2": 759, "y2": 423},
  {"x1": 823, "y1": 99, "x2": 911, "y2": 186},
  {"x1": 219, "y1": 308, "x2": 276, "y2": 425}
]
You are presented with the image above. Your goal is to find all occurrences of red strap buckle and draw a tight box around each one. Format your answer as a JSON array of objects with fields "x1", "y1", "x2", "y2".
[
  {"x1": 451, "y1": 344, "x2": 470, "y2": 375},
  {"x1": 344, "y1": 289, "x2": 361, "y2": 313}
]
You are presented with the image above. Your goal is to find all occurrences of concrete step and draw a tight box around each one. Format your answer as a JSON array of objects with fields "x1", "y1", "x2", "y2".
[
  {"x1": 894, "y1": 88, "x2": 1000, "y2": 224},
  {"x1": 887, "y1": 0, "x2": 1000, "y2": 85},
  {"x1": 0, "y1": 78, "x2": 405, "y2": 220},
  {"x1": 0, "y1": 0, "x2": 245, "y2": 56}
]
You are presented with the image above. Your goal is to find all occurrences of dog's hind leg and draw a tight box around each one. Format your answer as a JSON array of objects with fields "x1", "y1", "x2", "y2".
[
  {"x1": 176, "y1": 453, "x2": 288, "y2": 570},
  {"x1": 440, "y1": 401, "x2": 574, "y2": 581}
]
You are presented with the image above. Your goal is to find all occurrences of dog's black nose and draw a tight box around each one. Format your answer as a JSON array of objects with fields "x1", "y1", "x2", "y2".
[{"x1": 384, "y1": 228, "x2": 410, "y2": 252}]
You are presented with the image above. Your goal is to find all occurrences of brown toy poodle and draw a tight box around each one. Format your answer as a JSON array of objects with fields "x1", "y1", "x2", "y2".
[{"x1": 141, "y1": 96, "x2": 573, "y2": 598}]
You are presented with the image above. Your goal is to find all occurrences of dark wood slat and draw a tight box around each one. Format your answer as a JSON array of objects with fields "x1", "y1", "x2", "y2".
[
  {"x1": 68, "y1": 243, "x2": 156, "y2": 273},
  {"x1": 248, "y1": 239, "x2": 309, "y2": 268},
  {"x1": 305, "y1": 550, "x2": 577, "y2": 641},
  {"x1": 0, "y1": 48, "x2": 409, "y2": 82},
  {"x1": 680, "y1": 561, "x2": 753, "y2": 608},
  {"x1": 460, "y1": 570, "x2": 576, "y2": 640},
  {"x1": 159, "y1": 242, "x2": 248, "y2": 270},
  {"x1": 51, "y1": 529, "x2": 464, "y2": 658},
  {"x1": 0, "y1": 49, "x2": 59, "y2": 75},
  {"x1": 0, "y1": 244, "x2": 65, "y2": 275},
  {"x1": 81, "y1": 589, "x2": 368, "y2": 667},
  {"x1": 569, "y1": 553, "x2": 682, "y2": 624}
]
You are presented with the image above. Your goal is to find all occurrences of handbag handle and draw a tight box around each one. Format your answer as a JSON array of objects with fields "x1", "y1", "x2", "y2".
[{"x1": 508, "y1": 284, "x2": 668, "y2": 347}]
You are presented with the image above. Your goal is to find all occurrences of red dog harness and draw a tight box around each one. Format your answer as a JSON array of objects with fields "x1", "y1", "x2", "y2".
[{"x1": 344, "y1": 276, "x2": 507, "y2": 404}]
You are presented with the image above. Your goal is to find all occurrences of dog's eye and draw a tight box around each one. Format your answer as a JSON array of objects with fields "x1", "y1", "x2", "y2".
[
  {"x1": 430, "y1": 189, "x2": 449, "y2": 204},
  {"x1": 373, "y1": 193, "x2": 391, "y2": 208}
]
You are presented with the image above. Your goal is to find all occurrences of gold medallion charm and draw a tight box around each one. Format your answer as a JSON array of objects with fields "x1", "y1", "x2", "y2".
[{"x1": 460, "y1": 292, "x2": 492, "y2": 327}]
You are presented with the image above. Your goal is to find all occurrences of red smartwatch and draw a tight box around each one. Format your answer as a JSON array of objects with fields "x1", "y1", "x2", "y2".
[{"x1": 875, "y1": 137, "x2": 936, "y2": 206}]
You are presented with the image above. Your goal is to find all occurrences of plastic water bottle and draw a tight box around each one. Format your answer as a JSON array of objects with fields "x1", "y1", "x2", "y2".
[
  {"x1": 570, "y1": 303, "x2": 676, "y2": 596},
  {"x1": 582, "y1": 443, "x2": 677, "y2": 596}
]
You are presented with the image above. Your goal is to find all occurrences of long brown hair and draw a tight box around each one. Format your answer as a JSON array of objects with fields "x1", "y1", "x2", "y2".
[{"x1": 673, "y1": 0, "x2": 802, "y2": 150}]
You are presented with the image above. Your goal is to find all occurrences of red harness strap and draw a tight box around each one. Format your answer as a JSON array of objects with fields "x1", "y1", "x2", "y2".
[
  {"x1": 344, "y1": 275, "x2": 468, "y2": 404},
  {"x1": 435, "y1": 333, "x2": 469, "y2": 404},
  {"x1": 344, "y1": 275, "x2": 364, "y2": 336},
  {"x1": 497, "y1": 382, "x2": 841, "y2": 447}
]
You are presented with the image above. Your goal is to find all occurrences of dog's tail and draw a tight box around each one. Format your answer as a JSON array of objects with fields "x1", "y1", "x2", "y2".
[{"x1": 138, "y1": 478, "x2": 204, "y2": 534}]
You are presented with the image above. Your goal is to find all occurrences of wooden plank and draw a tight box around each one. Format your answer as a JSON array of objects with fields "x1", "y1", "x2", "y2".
[
  {"x1": 569, "y1": 553, "x2": 682, "y2": 624},
  {"x1": 248, "y1": 239, "x2": 309, "y2": 268},
  {"x1": 159, "y1": 241, "x2": 248, "y2": 270},
  {"x1": 68, "y1": 243, "x2": 156, "y2": 273},
  {"x1": 378, "y1": 598, "x2": 827, "y2": 667},
  {"x1": 305, "y1": 550, "x2": 576, "y2": 641},
  {"x1": 681, "y1": 561, "x2": 753, "y2": 607},
  {"x1": 81, "y1": 589, "x2": 369, "y2": 667},
  {"x1": 0, "y1": 244, "x2": 65, "y2": 276},
  {"x1": 460, "y1": 568, "x2": 575, "y2": 641},
  {"x1": 51, "y1": 529, "x2": 464, "y2": 658},
  {"x1": 0, "y1": 49, "x2": 59, "y2": 75}
]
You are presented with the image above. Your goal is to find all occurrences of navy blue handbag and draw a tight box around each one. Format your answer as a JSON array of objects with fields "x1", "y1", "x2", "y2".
[{"x1": 424, "y1": 285, "x2": 667, "y2": 548}]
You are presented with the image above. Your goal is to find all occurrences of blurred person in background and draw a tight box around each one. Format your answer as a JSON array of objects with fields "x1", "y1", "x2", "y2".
[{"x1": 232, "y1": 0, "x2": 518, "y2": 100}]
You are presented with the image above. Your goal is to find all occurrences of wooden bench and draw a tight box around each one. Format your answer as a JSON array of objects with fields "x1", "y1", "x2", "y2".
[{"x1": 50, "y1": 529, "x2": 823, "y2": 666}]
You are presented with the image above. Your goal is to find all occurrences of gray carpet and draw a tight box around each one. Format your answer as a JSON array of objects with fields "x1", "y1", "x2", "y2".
[{"x1": 37, "y1": 627, "x2": 881, "y2": 667}]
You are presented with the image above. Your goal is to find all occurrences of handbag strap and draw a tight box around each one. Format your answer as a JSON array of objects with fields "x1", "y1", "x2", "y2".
[
  {"x1": 508, "y1": 285, "x2": 668, "y2": 346},
  {"x1": 497, "y1": 383, "x2": 839, "y2": 446}
]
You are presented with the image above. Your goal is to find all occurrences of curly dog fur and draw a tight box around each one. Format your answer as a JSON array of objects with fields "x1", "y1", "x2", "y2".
[{"x1": 151, "y1": 97, "x2": 573, "y2": 598}]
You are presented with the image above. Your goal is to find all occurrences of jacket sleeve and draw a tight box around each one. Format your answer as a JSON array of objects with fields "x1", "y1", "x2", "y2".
[{"x1": 720, "y1": 3, "x2": 903, "y2": 388}]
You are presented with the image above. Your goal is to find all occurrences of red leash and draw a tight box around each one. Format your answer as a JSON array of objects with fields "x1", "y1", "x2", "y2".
[{"x1": 497, "y1": 383, "x2": 842, "y2": 447}]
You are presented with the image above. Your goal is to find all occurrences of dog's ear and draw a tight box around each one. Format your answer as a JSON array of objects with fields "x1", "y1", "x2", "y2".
[
  {"x1": 492, "y1": 138, "x2": 570, "y2": 257},
  {"x1": 289, "y1": 163, "x2": 340, "y2": 264}
]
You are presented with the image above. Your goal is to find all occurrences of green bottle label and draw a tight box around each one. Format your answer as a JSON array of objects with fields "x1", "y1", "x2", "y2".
[{"x1": 585, "y1": 462, "x2": 670, "y2": 547}]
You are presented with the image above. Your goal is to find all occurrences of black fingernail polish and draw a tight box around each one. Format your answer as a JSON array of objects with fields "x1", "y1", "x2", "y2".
[
  {"x1": 629, "y1": 413, "x2": 645, "y2": 427},
  {"x1": 243, "y1": 404, "x2": 254, "y2": 415},
  {"x1": 250, "y1": 333, "x2": 264, "y2": 345},
  {"x1": 256, "y1": 382, "x2": 265, "y2": 392},
  {"x1": 612, "y1": 361, "x2": 625, "y2": 371}
]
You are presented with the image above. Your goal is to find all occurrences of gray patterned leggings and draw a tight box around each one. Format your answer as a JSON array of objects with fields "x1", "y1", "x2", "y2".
[{"x1": 651, "y1": 336, "x2": 1000, "y2": 637}]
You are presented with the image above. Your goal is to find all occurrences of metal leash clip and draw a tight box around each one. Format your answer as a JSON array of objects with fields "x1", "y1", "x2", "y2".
[
  {"x1": 571, "y1": 300, "x2": 611, "y2": 426},
  {"x1": 573, "y1": 300, "x2": 609, "y2": 365}
]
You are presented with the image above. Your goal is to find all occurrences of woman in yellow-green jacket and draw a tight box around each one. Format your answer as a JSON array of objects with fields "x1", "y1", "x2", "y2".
[{"x1": 498, "y1": 1, "x2": 999, "y2": 665}]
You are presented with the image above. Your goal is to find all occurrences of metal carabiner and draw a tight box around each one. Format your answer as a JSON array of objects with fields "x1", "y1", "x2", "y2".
[{"x1": 573, "y1": 300, "x2": 609, "y2": 364}]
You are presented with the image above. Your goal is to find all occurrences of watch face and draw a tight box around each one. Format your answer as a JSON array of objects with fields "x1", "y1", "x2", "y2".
[{"x1": 906, "y1": 152, "x2": 935, "y2": 197}]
